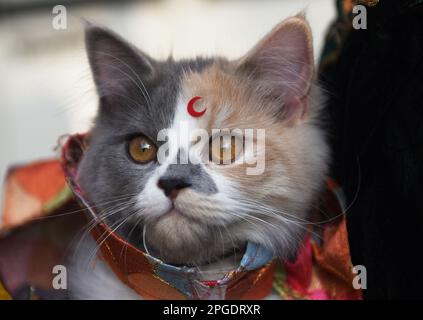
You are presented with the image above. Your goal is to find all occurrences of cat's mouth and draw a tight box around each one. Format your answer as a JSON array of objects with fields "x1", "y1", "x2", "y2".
[
  {"x1": 162, "y1": 200, "x2": 213, "y2": 225},
  {"x1": 162, "y1": 205, "x2": 196, "y2": 222},
  {"x1": 166, "y1": 207, "x2": 182, "y2": 216},
  {"x1": 162, "y1": 208, "x2": 190, "y2": 221}
]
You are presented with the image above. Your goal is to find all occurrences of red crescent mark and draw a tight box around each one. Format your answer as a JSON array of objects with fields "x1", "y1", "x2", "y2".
[{"x1": 187, "y1": 96, "x2": 206, "y2": 117}]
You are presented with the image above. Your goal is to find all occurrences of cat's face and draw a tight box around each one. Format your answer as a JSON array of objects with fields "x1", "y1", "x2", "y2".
[{"x1": 76, "y1": 16, "x2": 329, "y2": 265}]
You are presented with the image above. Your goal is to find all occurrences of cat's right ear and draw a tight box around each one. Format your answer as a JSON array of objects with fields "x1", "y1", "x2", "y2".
[
  {"x1": 235, "y1": 15, "x2": 314, "y2": 125},
  {"x1": 85, "y1": 24, "x2": 155, "y2": 102}
]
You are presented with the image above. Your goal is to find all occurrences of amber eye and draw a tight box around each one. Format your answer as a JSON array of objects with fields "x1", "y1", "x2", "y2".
[
  {"x1": 128, "y1": 135, "x2": 157, "y2": 164},
  {"x1": 210, "y1": 135, "x2": 243, "y2": 165}
]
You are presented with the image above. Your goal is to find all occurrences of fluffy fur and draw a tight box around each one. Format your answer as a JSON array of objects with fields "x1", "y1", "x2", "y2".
[{"x1": 69, "y1": 14, "x2": 329, "y2": 299}]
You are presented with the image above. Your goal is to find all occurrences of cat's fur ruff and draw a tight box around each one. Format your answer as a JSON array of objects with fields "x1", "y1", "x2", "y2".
[{"x1": 69, "y1": 14, "x2": 329, "y2": 299}]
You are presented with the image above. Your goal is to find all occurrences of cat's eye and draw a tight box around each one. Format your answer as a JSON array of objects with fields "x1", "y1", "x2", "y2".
[
  {"x1": 210, "y1": 135, "x2": 243, "y2": 165},
  {"x1": 128, "y1": 135, "x2": 157, "y2": 164}
]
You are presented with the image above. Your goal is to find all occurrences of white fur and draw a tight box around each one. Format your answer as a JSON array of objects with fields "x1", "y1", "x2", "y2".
[{"x1": 68, "y1": 237, "x2": 140, "y2": 300}]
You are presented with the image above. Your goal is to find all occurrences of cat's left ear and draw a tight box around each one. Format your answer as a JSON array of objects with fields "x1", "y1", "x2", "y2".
[{"x1": 236, "y1": 15, "x2": 314, "y2": 124}]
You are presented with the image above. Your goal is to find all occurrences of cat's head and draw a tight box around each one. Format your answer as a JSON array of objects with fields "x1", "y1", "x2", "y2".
[{"x1": 76, "y1": 15, "x2": 329, "y2": 265}]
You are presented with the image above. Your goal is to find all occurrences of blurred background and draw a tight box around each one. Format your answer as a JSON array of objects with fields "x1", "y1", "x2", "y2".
[{"x1": 0, "y1": 0, "x2": 335, "y2": 215}]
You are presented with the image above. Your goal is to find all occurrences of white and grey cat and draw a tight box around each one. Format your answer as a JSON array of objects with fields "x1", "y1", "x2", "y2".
[{"x1": 69, "y1": 14, "x2": 329, "y2": 299}]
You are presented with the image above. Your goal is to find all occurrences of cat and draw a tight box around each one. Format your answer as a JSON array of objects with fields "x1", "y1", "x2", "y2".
[{"x1": 68, "y1": 14, "x2": 329, "y2": 299}]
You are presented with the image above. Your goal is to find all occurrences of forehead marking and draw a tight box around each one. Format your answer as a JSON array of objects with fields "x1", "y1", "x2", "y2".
[{"x1": 187, "y1": 96, "x2": 206, "y2": 117}]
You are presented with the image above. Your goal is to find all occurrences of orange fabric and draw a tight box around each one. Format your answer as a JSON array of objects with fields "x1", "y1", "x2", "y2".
[
  {"x1": 226, "y1": 263, "x2": 276, "y2": 299},
  {"x1": 311, "y1": 217, "x2": 362, "y2": 299},
  {"x1": 13, "y1": 159, "x2": 66, "y2": 203},
  {"x1": 1, "y1": 160, "x2": 67, "y2": 230},
  {"x1": 0, "y1": 280, "x2": 12, "y2": 300}
]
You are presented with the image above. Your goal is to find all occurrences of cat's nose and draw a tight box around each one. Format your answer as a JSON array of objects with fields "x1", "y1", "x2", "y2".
[{"x1": 157, "y1": 178, "x2": 191, "y2": 199}]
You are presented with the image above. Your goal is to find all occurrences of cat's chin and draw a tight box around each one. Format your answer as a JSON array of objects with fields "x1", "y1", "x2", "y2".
[
  {"x1": 143, "y1": 213, "x2": 244, "y2": 266},
  {"x1": 162, "y1": 207, "x2": 192, "y2": 220}
]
